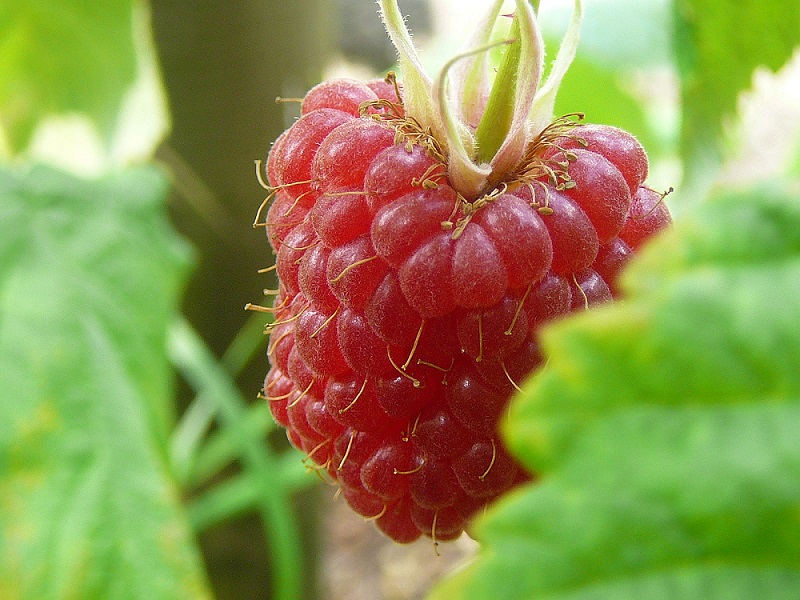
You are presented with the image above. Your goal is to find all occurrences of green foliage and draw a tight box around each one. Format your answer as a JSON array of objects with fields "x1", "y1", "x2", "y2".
[
  {"x1": 2, "y1": 0, "x2": 799, "y2": 598},
  {"x1": 429, "y1": 183, "x2": 800, "y2": 599},
  {"x1": 0, "y1": 1, "x2": 138, "y2": 153},
  {"x1": 552, "y1": 52, "x2": 659, "y2": 156},
  {"x1": 0, "y1": 2, "x2": 314, "y2": 597},
  {"x1": 674, "y1": 0, "x2": 800, "y2": 185},
  {"x1": 540, "y1": 0, "x2": 675, "y2": 175},
  {"x1": 0, "y1": 165, "x2": 211, "y2": 598},
  {"x1": 168, "y1": 318, "x2": 314, "y2": 600},
  {"x1": 536, "y1": 0, "x2": 672, "y2": 71}
]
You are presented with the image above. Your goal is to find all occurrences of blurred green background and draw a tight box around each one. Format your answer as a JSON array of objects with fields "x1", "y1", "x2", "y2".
[{"x1": 1, "y1": 0, "x2": 799, "y2": 599}]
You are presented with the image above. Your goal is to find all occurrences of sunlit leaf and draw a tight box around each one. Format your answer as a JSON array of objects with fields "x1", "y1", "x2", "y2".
[
  {"x1": 674, "y1": 0, "x2": 800, "y2": 187},
  {"x1": 430, "y1": 181, "x2": 800, "y2": 599},
  {"x1": 0, "y1": 1, "x2": 138, "y2": 153},
  {"x1": 0, "y1": 165, "x2": 210, "y2": 599},
  {"x1": 539, "y1": 0, "x2": 672, "y2": 69},
  {"x1": 552, "y1": 50, "x2": 660, "y2": 156}
]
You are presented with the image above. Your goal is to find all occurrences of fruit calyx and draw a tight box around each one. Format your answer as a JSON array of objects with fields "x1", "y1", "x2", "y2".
[
  {"x1": 377, "y1": 0, "x2": 584, "y2": 200},
  {"x1": 360, "y1": 87, "x2": 588, "y2": 241}
]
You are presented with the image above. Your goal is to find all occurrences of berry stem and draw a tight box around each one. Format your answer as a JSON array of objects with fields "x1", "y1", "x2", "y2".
[
  {"x1": 474, "y1": 1, "x2": 540, "y2": 164},
  {"x1": 475, "y1": 19, "x2": 520, "y2": 163}
]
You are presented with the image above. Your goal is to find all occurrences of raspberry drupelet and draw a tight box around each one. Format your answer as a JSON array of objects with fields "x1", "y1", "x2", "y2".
[
  {"x1": 255, "y1": 75, "x2": 671, "y2": 545},
  {"x1": 253, "y1": 0, "x2": 672, "y2": 547}
]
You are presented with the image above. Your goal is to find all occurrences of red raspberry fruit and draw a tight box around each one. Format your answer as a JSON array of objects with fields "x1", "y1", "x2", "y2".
[
  {"x1": 255, "y1": 75, "x2": 672, "y2": 545},
  {"x1": 254, "y1": 0, "x2": 673, "y2": 547}
]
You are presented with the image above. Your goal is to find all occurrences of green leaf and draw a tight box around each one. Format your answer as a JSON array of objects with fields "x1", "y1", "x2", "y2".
[
  {"x1": 429, "y1": 180, "x2": 800, "y2": 599},
  {"x1": 168, "y1": 318, "x2": 307, "y2": 600},
  {"x1": 552, "y1": 51, "x2": 660, "y2": 157},
  {"x1": 0, "y1": 0, "x2": 138, "y2": 153},
  {"x1": 674, "y1": 0, "x2": 800, "y2": 188},
  {"x1": 539, "y1": 0, "x2": 672, "y2": 69},
  {"x1": 0, "y1": 165, "x2": 211, "y2": 598}
]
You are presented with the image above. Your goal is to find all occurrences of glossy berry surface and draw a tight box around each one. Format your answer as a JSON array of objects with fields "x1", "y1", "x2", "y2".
[{"x1": 257, "y1": 77, "x2": 671, "y2": 544}]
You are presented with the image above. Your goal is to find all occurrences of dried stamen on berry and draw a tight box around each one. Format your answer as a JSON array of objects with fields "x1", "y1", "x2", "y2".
[
  {"x1": 572, "y1": 273, "x2": 590, "y2": 310},
  {"x1": 310, "y1": 306, "x2": 340, "y2": 338},
  {"x1": 254, "y1": 159, "x2": 271, "y2": 191},
  {"x1": 393, "y1": 463, "x2": 424, "y2": 476},
  {"x1": 364, "y1": 504, "x2": 388, "y2": 522},
  {"x1": 402, "y1": 321, "x2": 426, "y2": 370},
  {"x1": 479, "y1": 438, "x2": 498, "y2": 481},
  {"x1": 505, "y1": 113, "x2": 586, "y2": 191},
  {"x1": 387, "y1": 347, "x2": 422, "y2": 388},
  {"x1": 411, "y1": 163, "x2": 447, "y2": 189},
  {"x1": 360, "y1": 91, "x2": 448, "y2": 165},
  {"x1": 416, "y1": 358, "x2": 454, "y2": 373},
  {"x1": 505, "y1": 285, "x2": 533, "y2": 336},
  {"x1": 265, "y1": 305, "x2": 308, "y2": 332},
  {"x1": 287, "y1": 379, "x2": 315, "y2": 408},
  {"x1": 280, "y1": 238, "x2": 318, "y2": 252},
  {"x1": 267, "y1": 330, "x2": 292, "y2": 357},
  {"x1": 244, "y1": 303, "x2": 281, "y2": 314},
  {"x1": 476, "y1": 313, "x2": 484, "y2": 363},
  {"x1": 501, "y1": 361, "x2": 523, "y2": 392},
  {"x1": 275, "y1": 96, "x2": 304, "y2": 104},
  {"x1": 431, "y1": 510, "x2": 440, "y2": 556},
  {"x1": 633, "y1": 186, "x2": 674, "y2": 220},
  {"x1": 266, "y1": 390, "x2": 293, "y2": 402},
  {"x1": 337, "y1": 431, "x2": 356, "y2": 471},
  {"x1": 328, "y1": 255, "x2": 379, "y2": 284},
  {"x1": 255, "y1": 0, "x2": 670, "y2": 545},
  {"x1": 450, "y1": 184, "x2": 507, "y2": 239},
  {"x1": 305, "y1": 438, "x2": 332, "y2": 462},
  {"x1": 338, "y1": 378, "x2": 368, "y2": 414}
]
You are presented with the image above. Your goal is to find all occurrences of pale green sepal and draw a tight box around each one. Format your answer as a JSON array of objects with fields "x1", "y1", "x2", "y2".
[
  {"x1": 528, "y1": 0, "x2": 584, "y2": 136},
  {"x1": 449, "y1": 0, "x2": 507, "y2": 129},
  {"x1": 438, "y1": 0, "x2": 545, "y2": 198},
  {"x1": 379, "y1": 0, "x2": 577, "y2": 199},
  {"x1": 378, "y1": 0, "x2": 445, "y2": 145},
  {"x1": 488, "y1": 0, "x2": 545, "y2": 186},
  {"x1": 434, "y1": 45, "x2": 500, "y2": 199}
]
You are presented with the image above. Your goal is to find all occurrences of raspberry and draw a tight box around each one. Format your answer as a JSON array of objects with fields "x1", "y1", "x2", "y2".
[{"x1": 254, "y1": 3, "x2": 672, "y2": 546}]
